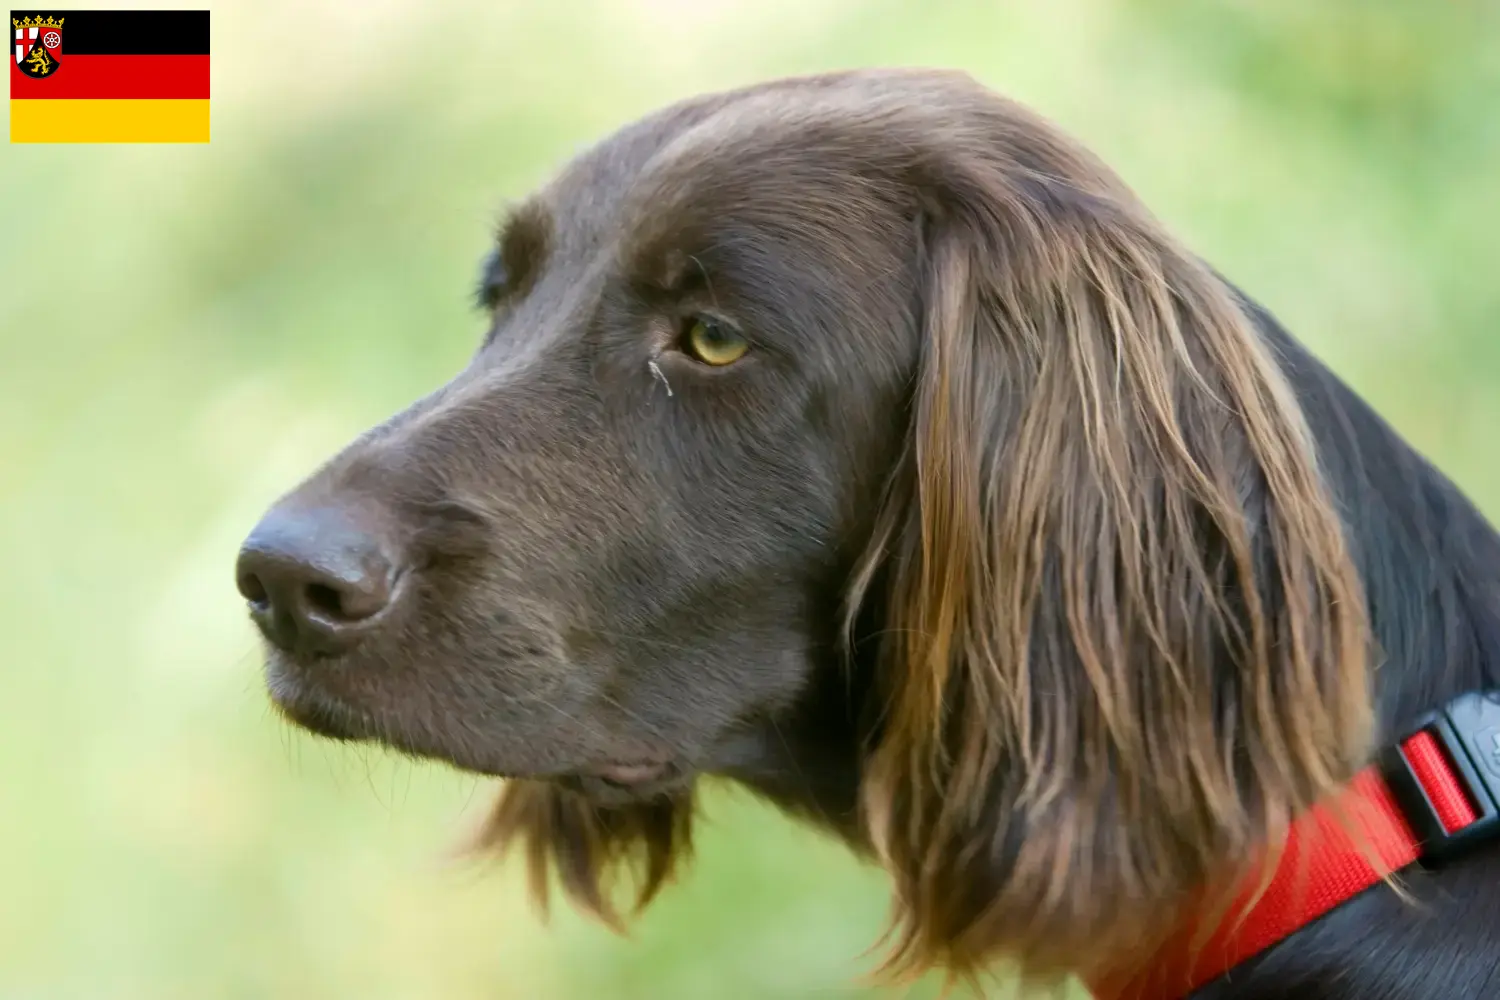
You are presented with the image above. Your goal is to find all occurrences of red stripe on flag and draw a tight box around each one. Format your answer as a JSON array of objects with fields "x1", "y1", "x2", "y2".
[{"x1": 10, "y1": 54, "x2": 209, "y2": 100}]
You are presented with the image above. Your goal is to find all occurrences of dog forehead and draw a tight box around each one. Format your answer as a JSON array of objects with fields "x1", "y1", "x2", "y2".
[
  {"x1": 550, "y1": 69, "x2": 936, "y2": 189},
  {"x1": 535, "y1": 71, "x2": 986, "y2": 258},
  {"x1": 537, "y1": 80, "x2": 796, "y2": 231}
]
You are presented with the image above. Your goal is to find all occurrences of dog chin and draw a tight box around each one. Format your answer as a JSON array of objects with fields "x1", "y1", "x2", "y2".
[{"x1": 265, "y1": 659, "x2": 378, "y2": 742}]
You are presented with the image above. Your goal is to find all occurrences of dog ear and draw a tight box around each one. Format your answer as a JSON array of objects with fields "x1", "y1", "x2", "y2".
[
  {"x1": 471, "y1": 780, "x2": 694, "y2": 930},
  {"x1": 848, "y1": 145, "x2": 1374, "y2": 985}
]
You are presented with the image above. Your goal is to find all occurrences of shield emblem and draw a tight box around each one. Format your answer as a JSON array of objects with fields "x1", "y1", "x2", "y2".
[{"x1": 14, "y1": 19, "x2": 63, "y2": 78}]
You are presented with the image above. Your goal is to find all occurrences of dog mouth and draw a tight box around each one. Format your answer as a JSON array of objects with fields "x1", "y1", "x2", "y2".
[
  {"x1": 555, "y1": 760, "x2": 687, "y2": 805},
  {"x1": 265, "y1": 654, "x2": 689, "y2": 801},
  {"x1": 592, "y1": 760, "x2": 672, "y2": 785}
]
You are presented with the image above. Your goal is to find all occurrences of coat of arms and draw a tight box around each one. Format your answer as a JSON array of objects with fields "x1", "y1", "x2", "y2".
[{"x1": 13, "y1": 14, "x2": 63, "y2": 78}]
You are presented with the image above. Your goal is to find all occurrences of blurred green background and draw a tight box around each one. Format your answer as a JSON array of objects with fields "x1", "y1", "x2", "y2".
[{"x1": 3, "y1": 1, "x2": 1497, "y2": 997}]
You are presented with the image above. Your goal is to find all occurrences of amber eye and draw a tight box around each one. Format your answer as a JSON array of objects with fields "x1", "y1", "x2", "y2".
[{"x1": 682, "y1": 316, "x2": 749, "y2": 366}]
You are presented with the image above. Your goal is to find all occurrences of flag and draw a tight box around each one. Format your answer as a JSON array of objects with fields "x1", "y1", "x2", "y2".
[{"x1": 11, "y1": 9, "x2": 209, "y2": 143}]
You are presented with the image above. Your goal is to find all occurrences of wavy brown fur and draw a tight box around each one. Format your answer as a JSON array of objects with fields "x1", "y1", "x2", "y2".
[{"x1": 849, "y1": 160, "x2": 1373, "y2": 983}]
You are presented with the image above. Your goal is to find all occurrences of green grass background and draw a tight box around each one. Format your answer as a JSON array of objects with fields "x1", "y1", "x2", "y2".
[{"x1": 2, "y1": 1, "x2": 1497, "y2": 997}]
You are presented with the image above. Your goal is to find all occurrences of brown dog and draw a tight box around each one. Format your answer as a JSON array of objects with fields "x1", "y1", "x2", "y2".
[{"x1": 237, "y1": 69, "x2": 1500, "y2": 998}]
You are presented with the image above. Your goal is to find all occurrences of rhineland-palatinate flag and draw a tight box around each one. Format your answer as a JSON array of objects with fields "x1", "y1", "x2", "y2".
[{"x1": 11, "y1": 9, "x2": 209, "y2": 143}]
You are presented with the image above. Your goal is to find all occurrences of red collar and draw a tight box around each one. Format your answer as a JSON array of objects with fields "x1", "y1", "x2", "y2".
[{"x1": 1087, "y1": 692, "x2": 1500, "y2": 1000}]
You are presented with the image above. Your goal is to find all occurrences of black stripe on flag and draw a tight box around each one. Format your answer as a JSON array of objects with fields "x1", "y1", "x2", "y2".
[{"x1": 10, "y1": 10, "x2": 209, "y2": 55}]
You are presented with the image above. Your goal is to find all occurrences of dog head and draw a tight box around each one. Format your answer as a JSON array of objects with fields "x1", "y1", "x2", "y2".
[{"x1": 239, "y1": 69, "x2": 1372, "y2": 983}]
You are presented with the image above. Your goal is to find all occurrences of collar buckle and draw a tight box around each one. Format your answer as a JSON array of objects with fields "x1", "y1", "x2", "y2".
[{"x1": 1380, "y1": 691, "x2": 1500, "y2": 863}]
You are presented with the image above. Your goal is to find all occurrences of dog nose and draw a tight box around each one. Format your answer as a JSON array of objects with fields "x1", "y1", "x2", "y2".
[{"x1": 235, "y1": 505, "x2": 400, "y2": 655}]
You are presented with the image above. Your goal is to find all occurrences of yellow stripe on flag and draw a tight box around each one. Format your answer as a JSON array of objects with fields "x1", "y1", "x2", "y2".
[{"x1": 10, "y1": 99, "x2": 210, "y2": 143}]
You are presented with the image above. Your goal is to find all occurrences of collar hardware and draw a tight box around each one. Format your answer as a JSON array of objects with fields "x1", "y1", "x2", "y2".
[{"x1": 1380, "y1": 691, "x2": 1500, "y2": 863}]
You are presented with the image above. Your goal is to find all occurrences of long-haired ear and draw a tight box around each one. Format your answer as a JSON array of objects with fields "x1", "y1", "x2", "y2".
[
  {"x1": 848, "y1": 151, "x2": 1373, "y2": 985},
  {"x1": 470, "y1": 781, "x2": 694, "y2": 930}
]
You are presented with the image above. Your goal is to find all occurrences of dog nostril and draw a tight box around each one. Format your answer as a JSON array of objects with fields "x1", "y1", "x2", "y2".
[
  {"x1": 303, "y1": 579, "x2": 390, "y2": 623},
  {"x1": 306, "y1": 582, "x2": 347, "y2": 619},
  {"x1": 238, "y1": 570, "x2": 269, "y2": 607}
]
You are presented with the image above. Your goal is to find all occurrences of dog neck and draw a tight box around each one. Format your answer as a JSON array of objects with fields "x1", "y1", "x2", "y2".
[
  {"x1": 1094, "y1": 303, "x2": 1500, "y2": 996},
  {"x1": 1250, "y1": 304, "x2": 1500, "y2": 729}
]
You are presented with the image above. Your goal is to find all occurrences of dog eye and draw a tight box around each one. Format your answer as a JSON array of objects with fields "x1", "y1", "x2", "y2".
[{"x1": 682, "y1": 316, "x2": 749, "y2": 366}]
